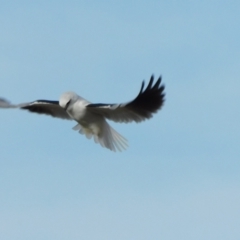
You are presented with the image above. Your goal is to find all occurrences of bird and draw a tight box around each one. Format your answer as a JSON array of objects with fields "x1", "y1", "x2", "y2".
[{"x1": 0, "y1": 75, "x2": 165, "y2": 151}]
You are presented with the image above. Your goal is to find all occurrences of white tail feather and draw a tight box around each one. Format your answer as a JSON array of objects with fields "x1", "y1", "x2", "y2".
[{"x1": 72, "y1": 121, "x2": 128, "y2": 152}]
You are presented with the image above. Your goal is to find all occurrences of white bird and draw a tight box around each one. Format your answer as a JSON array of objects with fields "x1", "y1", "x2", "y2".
[{"x1": 0, "y1": 75, "x2": 165, "y2": 151}]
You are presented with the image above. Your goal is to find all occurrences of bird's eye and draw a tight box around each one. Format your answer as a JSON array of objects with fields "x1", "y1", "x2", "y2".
[{"x1": 65, "y1": 100, "x2": 71, "y2": 109}]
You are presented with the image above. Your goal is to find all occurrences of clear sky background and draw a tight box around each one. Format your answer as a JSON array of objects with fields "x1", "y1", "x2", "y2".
[{"x1": 0, "y1": 1, "x2": 240, "y2": 240}]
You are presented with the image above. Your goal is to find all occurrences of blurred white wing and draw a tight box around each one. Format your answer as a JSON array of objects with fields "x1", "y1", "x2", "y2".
[{"x1": 0, "y1": 98, "x2": 16, "y2": 108}]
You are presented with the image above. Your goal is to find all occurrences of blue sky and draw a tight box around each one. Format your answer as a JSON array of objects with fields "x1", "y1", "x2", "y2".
[{"x1": 0, "y1": 1, "x2": 240, "y2": 239}]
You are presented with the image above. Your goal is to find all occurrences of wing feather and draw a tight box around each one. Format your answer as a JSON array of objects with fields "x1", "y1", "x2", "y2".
[
  {"x1": 86, "y1": 75, "x2": 165, "y2": 123},
  {"x1": 0, "y1": 99, "x2": 72, "y2": 120}
]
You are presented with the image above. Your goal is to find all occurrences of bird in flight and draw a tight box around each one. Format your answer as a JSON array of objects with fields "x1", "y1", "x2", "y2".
[{"x1": 0, "y1": 75, "x2": 165, "y2": 151}]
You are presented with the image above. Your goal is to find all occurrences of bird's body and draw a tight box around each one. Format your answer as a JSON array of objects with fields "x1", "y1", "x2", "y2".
[
  {"x1": 0, "y1": 75, "x2": 165, "y2": 151},
  {"x1": 59, "y1": 92, "x2": 128, "y2": 151},
  {"x1": 62, "y1": 92, "x2": 90, "y2": 121}
]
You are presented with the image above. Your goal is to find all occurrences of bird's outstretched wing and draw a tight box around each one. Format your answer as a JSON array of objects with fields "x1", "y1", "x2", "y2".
[
  {"x1": 0, "y1": 98, "x2": 72, "y2": 120},
  {"x1": 86, "y1": 75, "x2": 165, "y2": 123}
]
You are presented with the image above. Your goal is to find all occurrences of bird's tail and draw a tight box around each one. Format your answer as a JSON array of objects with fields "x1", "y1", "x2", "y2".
[{"x1": 72, "y1": 121, "x2": 128, "y2": 152}]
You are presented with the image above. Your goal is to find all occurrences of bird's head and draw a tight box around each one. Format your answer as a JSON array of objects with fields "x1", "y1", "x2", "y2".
[{"x1": 59, "y1": 92, "x2": 79, "y2": 110}]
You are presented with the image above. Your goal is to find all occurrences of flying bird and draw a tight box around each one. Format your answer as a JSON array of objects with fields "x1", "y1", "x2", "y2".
[{"x1": 0, "y1": 75, "x2": 165, "y2": 151}]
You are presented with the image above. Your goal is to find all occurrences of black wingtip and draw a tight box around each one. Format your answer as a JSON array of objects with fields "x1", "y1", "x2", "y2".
[
  {"x1": 145, "y1": 75, "x2": 154, "y2": 90},
  {"x1": 152, "y1": 76, "x2": 162, "y2": 90},
  {"x1": 139, "y1": 81, "x2": 145, "y2": 95},
  {"x1": 126, "y1": 74, "x2": 165, "y2": 118}
]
